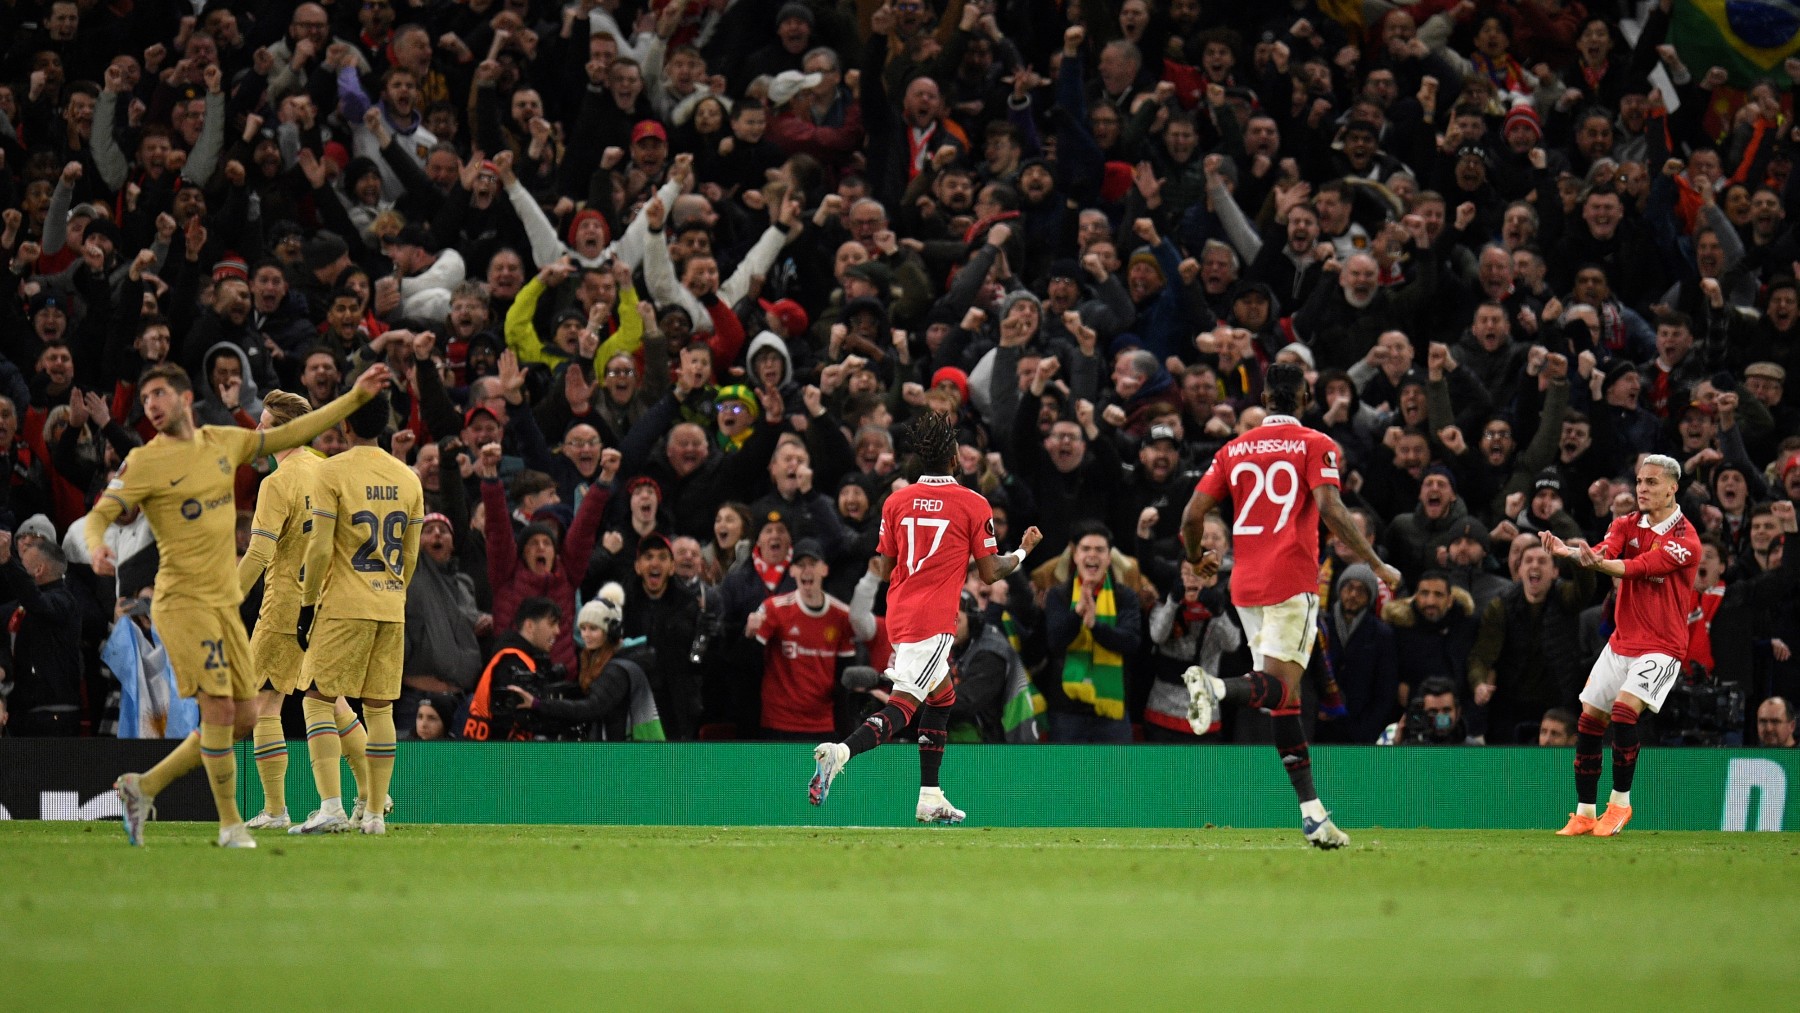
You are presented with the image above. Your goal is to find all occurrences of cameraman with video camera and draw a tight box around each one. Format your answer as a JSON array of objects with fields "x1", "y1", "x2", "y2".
[
  {"x1": 458, "y1": 598, "x2": 566, "y2": 741},
  {"x1": 504, "y1": 583, "x2": 665, "y2": 741},
  {"x1": 1383, "y1": 677, "x2": 1480, "y2": 745}
]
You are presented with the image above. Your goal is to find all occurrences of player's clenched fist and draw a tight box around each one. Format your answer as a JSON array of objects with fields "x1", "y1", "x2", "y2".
[{"x1": 1018, "y1": 526, "x2": 1043, "y2": 555}]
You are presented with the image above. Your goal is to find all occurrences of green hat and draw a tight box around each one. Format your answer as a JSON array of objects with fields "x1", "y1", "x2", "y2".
[{"x1": 715, "y1": 383, "x2": 761, "y2": 417}]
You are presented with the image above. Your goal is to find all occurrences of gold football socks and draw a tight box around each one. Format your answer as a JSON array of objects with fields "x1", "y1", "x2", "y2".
[
  {"x1": 199, "y1": 722, "x2": 242, "y2": 827},
  {"x1": 139, "y1": 731, "x2": 202, "y2": 796},
  {"x1": 361, "y1": 702, "x2": 397, "y2": 823},
  {"x1": 252, "y1": 713, "x2": 288, "y2": 815}
]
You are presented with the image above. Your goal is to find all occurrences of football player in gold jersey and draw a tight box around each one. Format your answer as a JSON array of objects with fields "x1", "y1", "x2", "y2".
[
  {"x1": 294, "y1": 390, "x2": 424, "y2": 835},
  {"x1": 235, "y1": 391, "x2": 373, "y2": 832},
  {"x1": 87, "y1": 362, "x2": 390, "y2": 848}
]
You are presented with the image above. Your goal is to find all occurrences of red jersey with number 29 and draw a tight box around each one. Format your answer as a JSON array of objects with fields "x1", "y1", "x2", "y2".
[
  {"x1": 877, "y1": 475, "x2": 997, "y2": 643},
  {"x1": 1195, "y1": 415, "x2": 1341, "y2": 608}
]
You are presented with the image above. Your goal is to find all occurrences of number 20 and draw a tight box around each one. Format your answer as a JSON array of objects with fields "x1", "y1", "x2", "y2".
[{"x1": 1230, "y1": 461, "x2": 1300, "y2": 534}]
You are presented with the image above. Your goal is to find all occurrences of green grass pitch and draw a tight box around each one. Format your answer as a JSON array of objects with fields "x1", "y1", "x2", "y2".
[{"x1": 4, "y1": 822, "x2": 1796, "y2": 1010}]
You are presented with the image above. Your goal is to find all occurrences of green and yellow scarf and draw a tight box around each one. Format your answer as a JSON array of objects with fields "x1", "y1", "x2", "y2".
[{"x1": 1062, "y1": 574, "x2": 1125, "y2": 719}]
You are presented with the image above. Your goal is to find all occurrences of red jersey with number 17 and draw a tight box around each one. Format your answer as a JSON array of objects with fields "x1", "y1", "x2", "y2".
[
  {"x1": 1195, "y1": 415, "x2": 1341, "y2": 608},
  {"x1": 877, "y1": 475, "x2": 997, "y2": 643}
]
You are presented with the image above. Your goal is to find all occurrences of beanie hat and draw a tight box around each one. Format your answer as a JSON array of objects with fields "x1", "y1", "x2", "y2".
[
  {"x1": 566, "y1": 208, "x2": 610, "y2": 248},
  {"x1": 212, "y1": 257, "x2": 249, "y2": 283},
  {"x1": 517, "y1": 521, "x2": 560, "y2": 558},
  {"x1": 776, "y1": 2, "x2": 815, "y2": 27},
  {"x1": 1100, "y1": 161, "x2": 1136, "y2": 203},
  {"x1": 1423, "y1": 463, "x2": 1457, "y2": 491},
  {"x1": 999, "y1": 287, "x2": 1042, "y2": 321},
  {"x1": 303, "y1": 231, "x2": 350, "y2": 271},
  {"x1": 1503, "y1": 104, "x2": 1542, "y2": 141},
  {"x1": 1127, "y1": 249, "x2": 1165, "y2": 282},
  {"x1": 578, "y1": 582, "x2": 626, "y2": 632},
  {"x1": 930, "y1": 366, "x2": 971, "y2": 405},
  {"x1": 1601, "y1": 358, "x2": 1637, "y2": 393},
  {"x1": 715, "y1": 383, "x2": 761, "y2": 417}
]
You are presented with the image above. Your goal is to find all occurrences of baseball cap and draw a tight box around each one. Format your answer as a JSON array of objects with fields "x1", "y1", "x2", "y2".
[
  {"x1": 759, "y1": 297, "x2": 809, "y2": 336},
  {"x1": 631, "y1": 120, "x2": 669, "y2": 144},
  {"x1": 463, "y1": 404, "x2": 501, "y2": 427},
  {"x1": 1145, "y1": 424, "x2": 1179, "y2": 446},
  {"x1": 790, "y1": 538, "x2": 825, "y2": 564},
  {"x1": 636, "y1": 531, "x2": 674, "y2": 557},
  {"x1": 767, "y1": 70, "x2": 823, "y2": 107}
]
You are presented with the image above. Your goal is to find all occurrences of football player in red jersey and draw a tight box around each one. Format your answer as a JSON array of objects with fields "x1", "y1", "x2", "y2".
[
  {"x1": 1542, "y1": 455, "x2": 1703, "y2": 837},
  {"x1": 809, "y1": 410, "x2": 1041, "y2": 823},
  {"x1": 1179, "y1": 363, "x2": 1401, "y2": 849}
]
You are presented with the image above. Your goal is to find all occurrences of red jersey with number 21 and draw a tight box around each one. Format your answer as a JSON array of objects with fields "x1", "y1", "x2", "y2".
[
  {"x1": 1196, "y1": 415, "x2": 1341, "y2": 608},
  {"x1": 877, "y1": 475, "x2": 997, "y2": 643},
  {"x1": 1595, "y1": 509, "x2": 1701, "y2": 658}
]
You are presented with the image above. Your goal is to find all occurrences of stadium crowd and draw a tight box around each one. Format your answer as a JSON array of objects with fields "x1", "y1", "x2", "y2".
[{"x1": 1, "y1": 0, "x2": 1798, "y2": 748}]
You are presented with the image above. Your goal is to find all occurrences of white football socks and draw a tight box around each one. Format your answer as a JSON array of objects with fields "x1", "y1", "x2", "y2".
[
  {"x1": 1608, "y1": 790, "x2": 1630, "y2": 809},
  {"x1": 1300, "y1": 799, "x2": 1327, "y2": 822},
  {"x1": 1577, "y1": 802, "x2": 1598, "y2": 818}
]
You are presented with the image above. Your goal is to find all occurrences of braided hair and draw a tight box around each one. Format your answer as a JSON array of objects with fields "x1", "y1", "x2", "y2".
[
  {"x1": 904, "y1": 408, "x2": 959, "y2": 476},
  {"x1": 1263, "y1": 361, "x2": 1308, "y2": 416}
]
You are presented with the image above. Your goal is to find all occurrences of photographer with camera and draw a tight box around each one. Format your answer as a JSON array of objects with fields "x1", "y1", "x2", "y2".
[
  {"x1": 1381, "y1": 677, "x2": 1479, "y2": 745},
  {"x1": 458, "y1": 598, "x2": 566, "y2": 742},
  {"x1": 505, "y1": 583, "x2": 666, "y2": 741}
]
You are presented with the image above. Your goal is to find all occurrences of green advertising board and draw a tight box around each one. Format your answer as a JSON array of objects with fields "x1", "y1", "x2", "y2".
[{"x1": 234, "y1": 743, "x2": 1799, "y2": 831}]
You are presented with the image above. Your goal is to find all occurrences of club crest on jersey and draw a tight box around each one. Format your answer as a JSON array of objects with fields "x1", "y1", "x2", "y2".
[
  {"x1": 217, "y1": 456, "x2": 231, "y2": 474},
  {"x1": 180, "y1": 498, "x2": 202, "y2": 520}
]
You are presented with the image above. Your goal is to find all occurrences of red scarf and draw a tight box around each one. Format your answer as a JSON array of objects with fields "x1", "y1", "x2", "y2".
[
  {"x1": 1580, "y1": 61, "x2": 1608, "y2": 94},
  {"x1": 906, "y1": 123, "x2": 940, "y2": 176},
  {"x1": 1471, "y1": 52, "x2": 1525, "y2": 95},
  {"x1": 752, "y1": 547, "x2": 789, "y2": 591}
]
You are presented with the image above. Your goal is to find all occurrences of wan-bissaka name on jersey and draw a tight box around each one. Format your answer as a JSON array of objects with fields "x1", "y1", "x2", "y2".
[{"x1": 103, "y1": 426, "x2": 266, "y2": 609}]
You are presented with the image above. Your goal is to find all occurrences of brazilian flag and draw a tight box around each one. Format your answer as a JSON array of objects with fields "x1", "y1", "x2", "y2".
[{"x1": 1673, "y1": 0, "x2": 1800, "y2": 86}]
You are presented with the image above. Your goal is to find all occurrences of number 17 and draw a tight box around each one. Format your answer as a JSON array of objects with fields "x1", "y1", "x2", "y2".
[{"x1": 901, "y1": 517, "x2": 949, "y2": 574}]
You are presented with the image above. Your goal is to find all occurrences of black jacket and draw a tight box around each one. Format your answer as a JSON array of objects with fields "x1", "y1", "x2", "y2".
[
  {"x1": 621, "y1": 580, "x2": 703, "y2": 740},
  {"x1": 0, "y1": 567, "x2": 87, "y2": 716}
]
